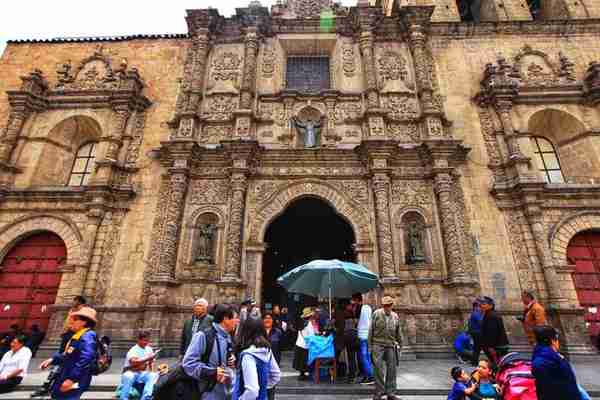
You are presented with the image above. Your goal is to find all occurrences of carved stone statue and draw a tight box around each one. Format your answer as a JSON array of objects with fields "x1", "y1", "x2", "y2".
[
  {"x1": 196, "y1": 223, "x2": 217, "y2": 263},
  {"x1": 406, "y1": 222, "x2": 426, "y2": 264},
  {"x1": 292, "y1": 116, "x2": 321, "y2": 148}
]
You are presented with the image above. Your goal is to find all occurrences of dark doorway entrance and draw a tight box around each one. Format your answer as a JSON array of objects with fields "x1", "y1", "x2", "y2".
[{"x1": 262, "y1": 197, "x2": 356, "y2": 322}]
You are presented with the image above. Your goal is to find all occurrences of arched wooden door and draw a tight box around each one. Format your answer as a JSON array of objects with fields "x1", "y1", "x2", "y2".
[
  {"x1": 567, "y1": 231, "x2": 600, "y2": 340},
  {"x1": 0, "y1": 232, "x2": 66, "y2": 332}
]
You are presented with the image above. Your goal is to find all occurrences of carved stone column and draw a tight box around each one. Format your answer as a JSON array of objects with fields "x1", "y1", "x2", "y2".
[
  {"x1": 495, "y1": 101, "x2": 523, "y2": 158},
  {"x1": 401, "y1": 6, "x2": 447, "y2": 140},
  {"x1": 156, "y1": 167, "x2": 190, "y2": 279},
  {"x1": 359, "y1": 30, "x2": 379, "y2": 110},
  {"x1": 93, "y1": 105, "x2": 131, "y2": 185},
  {"x1": 240, "y1": 27, "x2": 259, "y2": 110},
  {"x1": 81, "y1": 204, "x2": 106, "y2": 298},
  {"x1": 0, "y1": 109, "x2": 29, "y2": 164},
  {"x1": 224, "y1": 172, "x2": 248, "y2": 280},
  {"x1": 433, "y1": 172, "x2": 471, "y2": 283},
  {"x1": 372, "y1": 172, "x2": 396, "y2": 279}
]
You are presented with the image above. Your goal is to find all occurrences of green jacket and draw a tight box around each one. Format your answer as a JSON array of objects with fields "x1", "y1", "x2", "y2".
[
  {"x1": 180, "y1": 314, "x2": 214, "y2": 355},
  {"x1": 369, "y1": 308, "x2": 402, "y2": 347}
]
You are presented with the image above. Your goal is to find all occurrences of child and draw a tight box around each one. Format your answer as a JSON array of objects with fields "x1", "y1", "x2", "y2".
[{"x1": 448, "y1": 366, "x2": 478, "y2": 400}]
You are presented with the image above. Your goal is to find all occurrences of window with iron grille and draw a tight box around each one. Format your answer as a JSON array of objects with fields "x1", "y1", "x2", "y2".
[
  {"x1": 286, "y1": 56, "x2": 330, "y2": 93},
  {"x1": 68, "y1": 142, "x2": 97, "y2": 186},
  {"x1": 531, "y1": 136, "x2": 564, "y2": 183}
]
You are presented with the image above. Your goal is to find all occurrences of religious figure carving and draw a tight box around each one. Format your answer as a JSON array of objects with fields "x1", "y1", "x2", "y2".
[
  {"x1": 196, "y1": 223, "x2": 217, "y2": 263},
  {"x1": 406, "y1": 221, "x2": 426, "y2": 264},
  {"x1": 292, "y1": 116, "x2": 322, "y2": 148}
]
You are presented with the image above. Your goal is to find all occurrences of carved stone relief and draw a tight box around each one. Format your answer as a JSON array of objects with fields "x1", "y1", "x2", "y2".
[
  {"x1": 200, "y1": 124, "x2": 232, "y2": 143},
  {"x1": 95, "y1": 211, "x2": 124, "y2": 304},
  {"x1": 261, "y1": 47, "x2": 276, "y2": 78},
  {"x1": 388, "y1": 123, "x2": 420, "y2": 142},
  {"x1": 211, "y1": 51, "x2": 242, "y2": 83},
  {"x1": 189, "y1": 180, "x2": 229, "y2": 205},
  {"x1": 55, "y1": 50, "x2": 130, "y2": 91},
  {"x1": 290, "y1": 0, "x2": 332, "y2": 18},
  {"x1": 391, "y1": 180, "x2": 433, "y2": 207},
  {"x1": 383, "y1": 95, "x2": 420, "y2": 121},
  {"x1": 342, "y1": 44, "x2": 356, "y2": 77},
  {"x1": 258, "y1": 102, "x2": 287, "y2": 126},
  {"x1": 415, "y1": 283, "x2": 440, "y2": 305},
  {"x1": 203, "y1": 95, "x2": 237, "y2": 121}
]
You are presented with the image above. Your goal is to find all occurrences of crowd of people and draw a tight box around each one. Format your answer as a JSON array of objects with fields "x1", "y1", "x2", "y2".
[{"x1": 0, "y1": 290, "x2": 595, "y2": 400}]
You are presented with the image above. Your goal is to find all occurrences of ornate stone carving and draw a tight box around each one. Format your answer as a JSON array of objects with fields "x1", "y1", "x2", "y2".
[
  {"x1": 261, "y1": 46, "x2": 276, "y2": 78},
  {"x1": 125, "y1": 112, "x2": 147, "y2": 166},
  {"x1": 372, "y1": 173, "x2": 395, "y2": 278},
  {"x1": 377, "y1": 50, "x2": 409, "y2": 87},
  {"x1": 415, "y1": 283, "x2": 440, "y2": 304},
  {"x1": 342, "y1": 44, "x2": 356, "y2": 77},
  {"x1": 290, "y1": 0, "x2": 332, "y2": 18},
  {"x1": 392, "y1": 180, "x2": 432, "y2": 206},
  {"x1": 189, "y1": 180, "x2": 229, "y2": 205},
  {"x1": 211, "y1": 51, "x2": 242, "y2": 82},
  {"x1": 203, "y1": 95, "x2": 237, "y2": 121},
  {"x1": 384, "y1": 95, "x2": 419, "y2": 121},
  {"x1": 200, "y1": 124, "x2": 232, "y2": 142},
  {"x1": 330, "y1": 180, "x2": 369, "y2": 204},
  {"x1": 224, "y1": 173, "x2": 248, "y2": 279},
  {"x1": 95, "y1": 211, "x2": 124, "y2": 304},
  {"x1": 388, "y1": 123, "x2": 420, "y2": 142},
  {"x1": 368, "y1": 117, "x2": 385, "y2": 137}
]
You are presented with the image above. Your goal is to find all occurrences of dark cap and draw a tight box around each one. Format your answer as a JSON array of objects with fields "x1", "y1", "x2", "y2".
[
  {"x1": 477, "y1": 296, "x2": 495, "y2": 305},
  {"x1": 534, "y1": 325, "x2": 559, "y2": 346}
]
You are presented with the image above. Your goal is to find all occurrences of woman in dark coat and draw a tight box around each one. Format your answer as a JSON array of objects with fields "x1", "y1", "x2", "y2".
[
  {"x1": 532, "y1": 325, "x2": 585, "y2": 400},
  {"x1": 263, "y1": 312, "x2": 283, "y2": 365},
  {"x1": 478, "y1": 296, "x2": 509, "y2": 368}
]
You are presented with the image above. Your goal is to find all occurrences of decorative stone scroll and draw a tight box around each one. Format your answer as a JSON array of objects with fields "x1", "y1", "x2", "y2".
[{"x1": 189, "y1": 180, "x2": 229, "y2": 205}]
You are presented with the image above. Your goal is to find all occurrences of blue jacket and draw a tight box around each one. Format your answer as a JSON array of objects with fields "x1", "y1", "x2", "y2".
[
  {"x1": 183, "y1": 322, "x2": 232, "y2": 400},
  {"x1": 453, "y1": 332, "x2": 473, "y2": 354},
  {"x1": 50, "y1": 329, "x2": 97, "y2": 399},
  {"x1": 531, "y1": 344, "x2": 582, "y2": 400},
  {"x1": 468, "y1": 310, "x2": 483, "y2": 336}
]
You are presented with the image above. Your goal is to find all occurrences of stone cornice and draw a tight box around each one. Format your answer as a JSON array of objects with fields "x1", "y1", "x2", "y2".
[{"x1": 429, "y1": 19, "x2": 600, "y2": 38}]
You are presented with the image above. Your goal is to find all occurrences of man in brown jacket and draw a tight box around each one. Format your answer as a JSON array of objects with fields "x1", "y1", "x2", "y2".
[{"x1": 519, "y1": 291, "x2": 547, "y2": 345}]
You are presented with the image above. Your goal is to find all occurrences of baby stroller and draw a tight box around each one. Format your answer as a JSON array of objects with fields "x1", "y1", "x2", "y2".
[{"x1": 496, "y1": 352, "x2": 537, "y2": 400}]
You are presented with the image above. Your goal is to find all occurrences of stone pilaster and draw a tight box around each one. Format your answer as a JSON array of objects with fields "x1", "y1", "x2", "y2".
[
  {"x1": 358, "y1": 29, "x2": 379, "y2": 110},
  {"x1": 240, "y1": 27, "x2": 259, "y2": 110},
  {"x1": 372, "y1": 172, "x2": 396, "y2": 279},
  {"x1": 224, "y1": 172, "x2": 248, "y2": 280},
  {"x1": 93, "y1": 105, "x2": 131, "y2": 185},
  {"x1": 81, "y1": 205, "x2": 106, "y2": 298}
]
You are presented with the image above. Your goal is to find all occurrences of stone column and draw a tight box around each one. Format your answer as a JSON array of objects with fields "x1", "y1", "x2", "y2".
[
  {"x1": 372, "y1": 172, "x2": 396, "y2": 279},
  {"x1": 176, "y1": 31, "x2": 211, "y2": 139},
  {"x1": 0, "y1": 109, "x2": 30, "y2": 164},
  {"x1": 433, "y1": 171, "x2": 471, "y2": 283},
  {"x1": 82, "y1": 206, "x2": 105, "y2": 298},
  {"x1": 240, "y1": 27, "x2": 259, "y2": 110},
  {"x1": 156, "y1": 167, "x2": 190, "y2": 279},
  {"x1": 359, "y1": 30, "x2": 379, "y2": 110},
  {"x1": 495, "y1": 101, "x2": 523, "y2": 158},
  {"x1": 93, "y1": 105, "x2": 131, "y2": 185},
  {"x1": 402, "y1": 6, "x2": 447, "y2": 140},
  {"x1": 224, "y1": 172, "x2": 248, "y2": 280}
]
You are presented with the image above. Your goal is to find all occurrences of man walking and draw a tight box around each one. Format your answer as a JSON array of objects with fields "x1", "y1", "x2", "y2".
[
  {"x1": 352, "y1": 292, "x2": 374, "y2": 385},
  {"x1": 183, "y1": 304, "x2": 239, "y2": 400},
  {"x1": 518, "y1": 291, "x2": 547, "y2": 346},
  {"x1": 181, "y1": 298, "x2": 213, "y2": 356},
  {"x1": 369, "y1": 296, "x2": 402, "y2": 400},
  {"x1": 119, "y1": 331, "x2": 158, "y2": 400},
  {"x1": 479, "y1": 296, "x2": 509, "y2": 369}
]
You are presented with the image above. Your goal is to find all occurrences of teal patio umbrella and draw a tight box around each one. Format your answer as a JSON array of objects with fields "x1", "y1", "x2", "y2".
[{"x1": 277, "y1": 259, "x2": 379, "y2": 316}]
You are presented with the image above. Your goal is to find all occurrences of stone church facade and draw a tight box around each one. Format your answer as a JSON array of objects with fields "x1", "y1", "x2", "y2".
[{"x1": 1, "y1": 0, "x2": 600, "y2": 355}]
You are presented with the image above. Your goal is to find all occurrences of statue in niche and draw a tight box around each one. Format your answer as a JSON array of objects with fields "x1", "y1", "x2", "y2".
[
  {"x1": 406, "y1": 221, "x2": 426, "y2": 264},
  {"x1": 196, "y1": 223, "x2": 217, "y2": 263},
  {"x1": 292, "y1": 116, "x2": 322, "y2": 148}
]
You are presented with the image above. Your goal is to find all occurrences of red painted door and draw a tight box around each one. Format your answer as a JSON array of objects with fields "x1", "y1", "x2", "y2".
[
  {"x1": 567, "y1": 231, "x2": 600, "y2": 339},
  {"x1": 0, "y1": 232, "x2": 65, "y2": 333}
]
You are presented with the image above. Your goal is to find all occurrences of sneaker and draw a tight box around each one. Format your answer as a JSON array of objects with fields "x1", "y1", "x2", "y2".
[
  {"x1": 30, "y1": 388, "x2": 50, "y2": 398},
  {"x1": 361, "y1": 377, "x2": 375, "y2": 385}
]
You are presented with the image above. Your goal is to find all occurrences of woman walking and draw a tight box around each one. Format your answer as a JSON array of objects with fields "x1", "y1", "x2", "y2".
[{"x1": 232, "y1": 318, "x2": 281, "y2": 400}]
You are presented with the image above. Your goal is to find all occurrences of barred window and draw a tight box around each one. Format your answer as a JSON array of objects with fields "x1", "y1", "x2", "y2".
[
  {"x1": 286, "y1": 56, "x2": 330, "y2": 93},
  {"x1": 531, "y1": 136, "x2": 564, "y2": 183},
  {"x1": 68, "y1": 142, "x2": 97, "y2": 186}
]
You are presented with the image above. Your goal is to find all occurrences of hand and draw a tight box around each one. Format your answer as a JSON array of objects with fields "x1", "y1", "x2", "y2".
[
  {"x1": 216, "y1": 367, "x2": 226, "y2": 384},
  {"x1": 40, "y1": 358, "x2": 53, "y2": 370},
  {"x1": 60, "y1": 379, "x2": 75, "y2": 393},
  {"x1": 227, "y1": 355, "x2": 236, "y2": 368}
]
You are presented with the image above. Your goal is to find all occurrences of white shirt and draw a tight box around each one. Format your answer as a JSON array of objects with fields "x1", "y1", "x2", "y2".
[
  {"x1": 295, "y1": 321, "x2": 317, "y2": 349},
  {"x1": 0, "y1": 346, "x2": 32, "y2": 378},
  {"x1": 357, "y1": 304, "x2": 372, "y2": 340},
  {"x1": 124, "y1": 344, "x2": 154, "y2": 369}
]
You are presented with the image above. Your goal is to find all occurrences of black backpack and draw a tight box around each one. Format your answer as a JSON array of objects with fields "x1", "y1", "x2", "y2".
[
  {"x1": 153, "y1": 327, "x2": 218, "y2": 400},
  {"x1": 92, "y1": 335, "x2": 113, "y2": 375}
]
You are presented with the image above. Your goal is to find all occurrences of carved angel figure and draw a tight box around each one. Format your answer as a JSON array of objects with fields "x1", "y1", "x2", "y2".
[
  {"x1": 292, "y1": 116, "x2": 322, "y2": 148},
  {"x1": 406, "y1": 222, "x2": 426, "y2": 264}
]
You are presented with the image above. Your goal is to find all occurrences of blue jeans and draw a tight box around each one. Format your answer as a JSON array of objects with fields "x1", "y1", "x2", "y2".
[
  {"x1": 120, "y1": 370, "x2": 157, "y2": 400},
  {"x1": 358, "y1": 339, "x2": 373, "y2": 378}
]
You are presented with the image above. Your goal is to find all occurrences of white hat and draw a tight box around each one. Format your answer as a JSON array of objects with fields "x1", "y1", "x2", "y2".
[{"x1": 194, "y1": 298, "x2": 208, "y2": 307}]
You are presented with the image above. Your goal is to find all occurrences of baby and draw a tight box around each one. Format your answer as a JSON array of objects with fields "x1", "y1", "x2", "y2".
[{"x1": 447, "y1": 366, "x2": 478, "y2": 400}]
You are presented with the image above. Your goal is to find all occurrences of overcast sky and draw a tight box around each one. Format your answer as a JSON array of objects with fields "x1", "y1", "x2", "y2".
[{"x1": 0, "y1": 0, "x2": 354, "y2": 57}]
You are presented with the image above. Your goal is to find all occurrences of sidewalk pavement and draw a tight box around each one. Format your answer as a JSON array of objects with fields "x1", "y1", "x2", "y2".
[{"x1": 2, "y1": 353, "x2": 599, "y2": 398}]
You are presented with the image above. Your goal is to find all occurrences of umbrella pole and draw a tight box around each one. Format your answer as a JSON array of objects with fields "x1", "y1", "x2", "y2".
[{"x1": 328, "y1": 269, "x2": 332, "y2": 320}]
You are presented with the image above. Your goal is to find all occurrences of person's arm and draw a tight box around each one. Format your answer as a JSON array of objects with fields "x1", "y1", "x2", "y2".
[
  {"x1": 238, "y1": 355, "x2": 259, "y2": 400},
  {"x1": 182, "y1": 332, "x2": 216, "y2": 381},
  {"x1": 61, "y1": 332, "x2": 96, "y2": 392},
  {"x1": 534, "y1": 304, "x2": 546, "y2": 326}
]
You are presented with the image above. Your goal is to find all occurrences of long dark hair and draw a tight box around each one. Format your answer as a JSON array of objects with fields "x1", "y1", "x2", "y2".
[{"x1": 235, "y1": 317, "x2": 271, "y2": 356}]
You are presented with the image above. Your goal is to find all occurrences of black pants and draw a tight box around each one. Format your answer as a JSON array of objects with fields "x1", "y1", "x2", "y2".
[
  {"x1": 483, "y1": 346, "x2": 509, "y2": 371},
  {"x1": 471, "y1": 333, "x2": 482, "y2": 365},
  {"x1": 0, "y1": 377, "x2": 22, "y2": 394},
  {"x1": 345, "y1": 344, "x2": 359, "y2": 378}
]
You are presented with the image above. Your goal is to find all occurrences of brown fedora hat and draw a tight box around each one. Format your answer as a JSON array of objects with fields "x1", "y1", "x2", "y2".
[{"x1": 71, "y1": 306, "x2": 98, "y2": 324}]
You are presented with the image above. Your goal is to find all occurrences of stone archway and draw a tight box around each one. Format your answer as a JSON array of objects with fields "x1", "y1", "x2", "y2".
[
  {"x1": 250, "y1": 180, "x2": 373, "y2": 248},
  {"x1": 550, "y1": 212, "x2": 600, "y2": 263}
]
